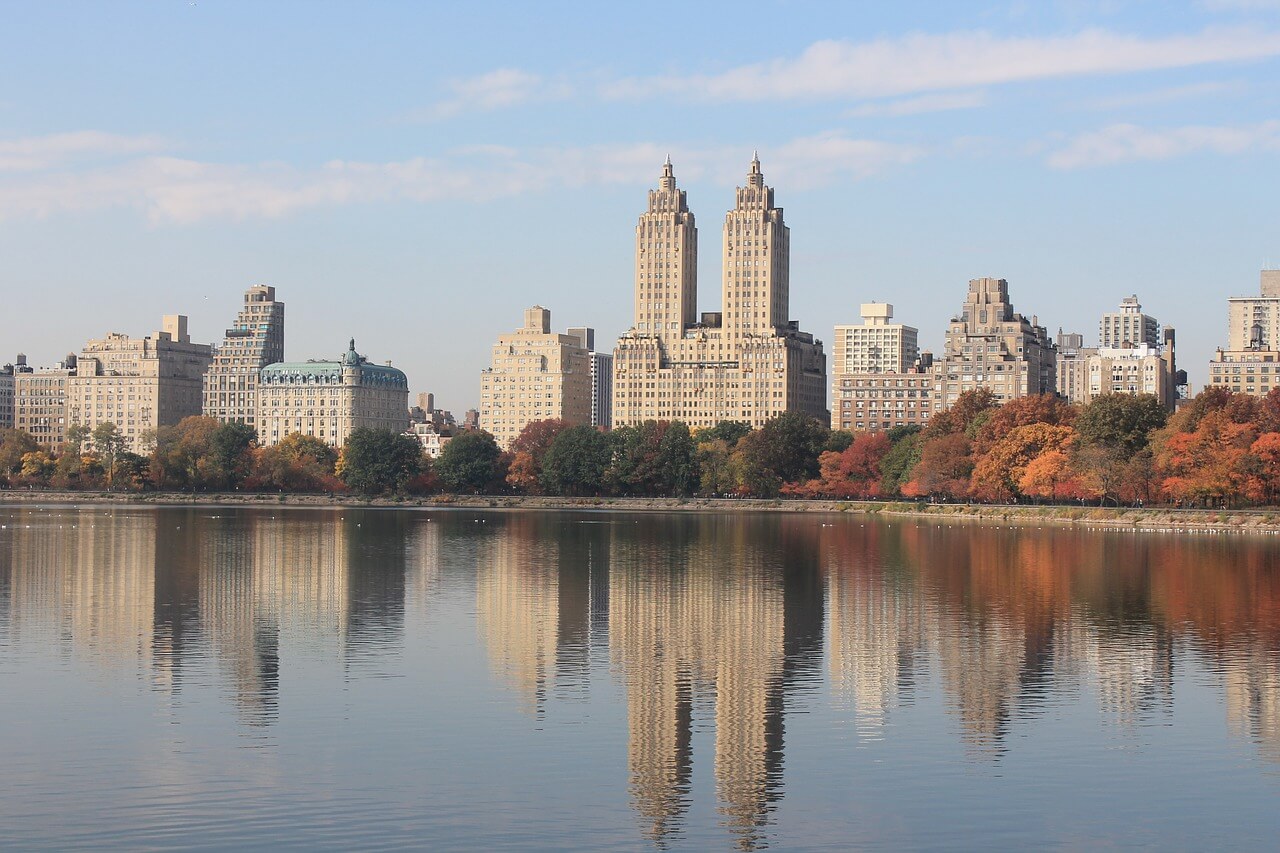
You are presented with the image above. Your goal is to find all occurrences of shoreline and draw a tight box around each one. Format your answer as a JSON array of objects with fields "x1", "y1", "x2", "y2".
[{"x1": 2, "y1": 490, "x2": 1279, "y2": 534}]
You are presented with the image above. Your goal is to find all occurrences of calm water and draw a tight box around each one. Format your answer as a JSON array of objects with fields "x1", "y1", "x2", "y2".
[{"x1": 1, "y1": 505, "x2": 1278, "y2": 851}]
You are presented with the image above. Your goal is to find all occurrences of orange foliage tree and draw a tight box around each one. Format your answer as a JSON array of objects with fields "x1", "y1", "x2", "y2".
[{"x1": 970, "y1": 423, "x2": 1076, "y2": 502}]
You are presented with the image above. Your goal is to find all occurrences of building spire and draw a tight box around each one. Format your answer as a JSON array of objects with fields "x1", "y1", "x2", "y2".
[
  {"x1": 747, "y1": 151, "x2": 763, "y2": 187},
  {"x1": 659, "y1": 156, "x2": 676, "y2": 191}
]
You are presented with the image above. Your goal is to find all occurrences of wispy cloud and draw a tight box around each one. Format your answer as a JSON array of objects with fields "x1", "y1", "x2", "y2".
[
  {"x1": 413, "y1": 68, "x2": 573, "y2": 120},
  {"x1": 0, "y1": 132, "x2": 922, "y2": 223},
  {"x1": 594, "y1": 27, "x2": 1280, "y2": 103},
  {"x1": 1046, "y1": 120, "x2": 1280, "y2": 167},
  {"x1": 848, "y1": 90, "x2": 988, "y2": 118},
  {"x1": 1082, "y1": 80, "x2": 1245, "y2": 110},
  {"x1": 0, "y1": 131, "x2": 168, "y2": 172}
]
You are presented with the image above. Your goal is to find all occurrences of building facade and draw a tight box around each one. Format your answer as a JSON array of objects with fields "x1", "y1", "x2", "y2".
[
  {"x1": 1084, "y1": 344, "x2": 1177, "y2": 405},
  {"x1": 1227, "y1": 270, "x2": 1280, "y2": 352},
  {"x1": 67, "y1": 316, "x2": 213, "y2": 452},
  {"x1": 932, "y1": 278, "x2": 1056, "y2": 410},
  {"x1": 832, "y1": 369, "x2": 936, "y2": 433},
  {"x1": 257, "y1": 340, "x2": 409, "y2": 448},
  {"x1": 1099, "y1": 295, "x2": 1160, "y2": 349},
  {"x1": 567, "y1": 327, "x2": 614, "y2": 429},
  {"x1": 0, "y1": 362, "x2": 13, "y2": 430},
  {"x1": 613, "y1": 156, "x2": 827, "y2": 429},
  {"x1": 203, "y1": 285, "x2": 285, "y2": 427},
  {"x1": 15, "y1": 364, "x2": 72, "y2": 447},
  {"x1": 1208, "y1": 348, "x2": 1280, "y2": 397},
  {"x1": 833, "y1": 303, "x2": 918, "y2": 375},
  {"x1": 479, "y1": 307, "x2": 592, "y2": 450}
]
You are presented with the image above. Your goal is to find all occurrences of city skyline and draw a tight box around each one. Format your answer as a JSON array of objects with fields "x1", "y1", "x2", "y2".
[{"x1": 2, "y1": 2, "x2": 1280, "y2": 409}]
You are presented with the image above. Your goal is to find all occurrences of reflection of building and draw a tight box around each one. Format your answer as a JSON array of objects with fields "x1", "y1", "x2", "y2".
[
  {"x1": 475, "y1": 514, "x2": 609, "y2": 715},
  {"x1": 257, "y1": 340, "x2": 409, "y2": 448},
  {"x1": 607, "y1": 516, "x2": 823, "y2": 850},
  {"x1": 1226, "y1": 647, "x2": 1280, "y2": 764},
  {"x1": 68, "y1": 315, "x2": 214, "y2": 452},
  {"x1": 203, "y1": 285, "x2": 286, "y2": 427},
  {"x1": 613, "y1": 157, "x2": 827, "y2": 429},
  {"x1": 479, "y1": 307, "x2": 592, "y2": 450}
]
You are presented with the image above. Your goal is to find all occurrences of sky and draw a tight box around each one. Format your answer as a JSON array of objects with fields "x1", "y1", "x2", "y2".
[{"x1": 2, "y1": 0, "x2": 1279, "y2": 411}]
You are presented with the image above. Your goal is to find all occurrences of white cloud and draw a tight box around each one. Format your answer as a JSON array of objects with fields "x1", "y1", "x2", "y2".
[
  {"x1": 0, "y1": 134, "x2": 922, "y2": 223},
  {"x1": 414, "y1": 68, "x2": 573, "y2": 120},
  {"x1": 1082, "y1": 80, "x2": 1244, "y2": 109},
  {"x1": 1046, "y1": 120, "x2": 1280, "y2": 167},
  {"x1": 0, "y1": 131, "x2": 168, "y2": 171},
  {"x1": 848, "y1": 90, "x2": 988, "y2": 117},
  {"x1": 597, "y1": 26, "x2": 1280, "y2": 102}
]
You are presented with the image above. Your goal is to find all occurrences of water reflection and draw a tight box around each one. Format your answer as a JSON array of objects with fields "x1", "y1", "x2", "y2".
[{"x1": 1, "y1": 506, "x2": 1279, "y2": 850}]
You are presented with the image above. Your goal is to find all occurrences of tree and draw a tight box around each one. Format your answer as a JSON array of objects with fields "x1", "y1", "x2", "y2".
[
  {"x1": 1019, "y1": 450, "x2": 1080, "y2": 502},
  {"x1": 540, "y1": 425, "x2": 614, "y2": 496},
  {"x1": 732, "y1": 412, "x2": 829, "y2": 495},
  {"x1": 789, "y1": 431, "x2": 890, "y2": 498},
  {"x1": 504, "y1": 419, "x2": 570, "y2": 493},
  {"x1": 150, "y1": 416, "x2": 221, "y2": 490},
  {"x1": 208, "y1": 421, "x2": 257, "y2": 489},
  {"x1": 0, "y1": 429, "x2": 40, "y2": 482},
  {"x1": 905, "y1": 433, "x2": 973, "y2": 499},
  {"x1": 1074, "y1": 394, "x2": 1167, "y2": 453},
  {"x1": 923, "y1": 388, "x2": 997, "y2": 439},
  {"x1": 64, "y1": 423, "x2": 92, "y2": 455},
  {"x1": 970, "y1": 423, "x2": 1077, "y2": 502},
  {"x1": 973, "y1": 394, "x2": 1075, "y2": 455},
  {"x1": 654, "y1": 421, "x2": 697, "y2": 497},
  {"x1": 880, "y1": 429, "x2": 924, "y2": 496},
  {"x1": 1244, "y1": 432, "x2": 1280, "y2": 505},
  {"x1": 698, "y1": 420, "x2": 751, "y2": 447},
  {"x1": 249, "y1": 433, "x2": 340, "y2": 492},
  {"x1": 93, "y1": 422, "x2": 129, "y2": 490},
  {"x1": 19, "y1": 450, "x2": 54, "y2": 483},
  {"x1": 435, "y1": 430, "x2": 505, "y2": 493},
  {"x1": 1157, "y1": 410, "x2": 1255, "y2": 507},
  {"x1": 505, "y1": 451, "x2": 540, "y2": 493},
  {"x1": 696, "y1": 438, "x2": 735, "y2": 496},
  {"x1": 336, "y1": 428, "x2": 424, "y2": 495}
]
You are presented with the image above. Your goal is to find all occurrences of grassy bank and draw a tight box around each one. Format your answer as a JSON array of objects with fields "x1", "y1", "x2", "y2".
[{"x1": 3, "y1": 489, "x2": 1280, "y2": 534}]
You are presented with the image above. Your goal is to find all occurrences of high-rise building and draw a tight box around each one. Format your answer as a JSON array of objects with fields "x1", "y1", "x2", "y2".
[
  {"x1": 67, "y1": 316, "x2": 213, "y2": 452},
  {"x1": 14, "y1": 356, "x2": 73, "y2": 447},
  {"x1": 479, "y1": 306, "x2": 592, "y2": 450},
  {"x1": 613, "y1": 156, "x2": 826, "y2": 428},
  {"x1": 932, "y1": 277, "x2": 1056, "y2": 409},
  {"x1": 1227, "y1": 269, "x2": 1280, "y2": 351},
  {"x1": 833, "y1": 303, "x2": 918, "y2": 375},
  {"x1": 256, "y1": 339, "x2": 409, "y2": 448},
  {"x1": 203, "y1": 285, "x2": 285, "y2": 427},
  {"x1": 567, "y1": 327, "x2": 614, "y2": 429},
  {"x1": 1099, "y1": 295, "x2": 1160, "y2": 349},
  {"x1": 1055, "y1": 329, "x2": 1092, "y2": 404},
  {"x1": 830, "y1": 303, "x2": 932, "y2": 432},
  {"x1": 0, "y1": 361, "x2": 14, "y2": 430}
]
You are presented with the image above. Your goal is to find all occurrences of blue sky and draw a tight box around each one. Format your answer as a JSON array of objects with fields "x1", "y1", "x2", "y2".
[{"x1": 2, "y1": 0, "x2": 1279, "y2": 411}]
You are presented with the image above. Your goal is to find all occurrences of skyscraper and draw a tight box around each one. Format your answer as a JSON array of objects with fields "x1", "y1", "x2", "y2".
[
  {"x1": 613, "y1": 156, "x2": 826, "y2": 428},
  {"x1": 203, "y1": 285, "x2": 285, "y2": 427}
]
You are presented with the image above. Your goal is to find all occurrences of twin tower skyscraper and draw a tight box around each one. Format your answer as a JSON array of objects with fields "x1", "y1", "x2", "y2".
[{"x1": 612, "y1": 155, "x2": 827, "y2": 428}]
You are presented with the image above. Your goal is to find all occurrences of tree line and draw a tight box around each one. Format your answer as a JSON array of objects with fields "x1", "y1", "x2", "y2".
[{"x1": 1, "y1": 386, "x2": 1278, "y2": 506}]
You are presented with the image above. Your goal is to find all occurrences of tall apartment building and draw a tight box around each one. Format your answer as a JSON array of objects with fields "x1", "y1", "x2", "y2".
[
  {"x1": 613, "y1": 156, "x2": 826, "y2": 429},
  {"x1": 1209, "y1": 271, "x2": 1280, "y2": 396},
  {"x1": 830, "y1": 303, "x2": 932, "y2": 432},
  {"x1": 933, "y1": 278, "x2": 1056, "y2": 410},
  {"x1": 1099, "y1": 295, "x2": 1159, "y2": 349},
  {"x1": 14, "y1": 356, "x2": 73, "y2": 447},
  {"x1": 203, "y1": 285, "x2": 285, "y2": 427},
  {"x1": 257, "y1": 339, "x2": 409, "y2": 448},
  {"x1": 1227, "y1": 269, "x2": 1280, "y2": 351},
  {"x1": 1055, "y1": 330, "x2": 1091, "y2": 403},
  {"x1": 479, "y1": 307, "x2": 592, "y2": 450},
  {"x1": 0, "y1": 361, "x2": 14, "y2": 430},
  {"x1": 567, "y1": 326, "x2": 614, "y2": 429},
  {"x1": 67, "y1": 315, "x2": 213, "y2": 452}
]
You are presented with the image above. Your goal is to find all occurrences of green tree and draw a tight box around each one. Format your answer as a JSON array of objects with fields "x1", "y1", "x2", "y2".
[
  {"x1": 1074, "y1": 394, "x2": 1167, "y2": 453},
  {"x1": 698, "y1": 420, "x2": 751, "y2": 447},
  {"x1": 150, "y1": 416, "x2": 221, "y2": 490},
  {"x1": 540, "y1": 425, "x2": 614, "y2": 496},
  {"x1": 879, "y1": 428, "x2": 924, "y2": 496},
  {"x1": 434, "y1": 430, "x2": 505, "y2": 493},
  {"x1": 64, "y1": 423, "x2": 92, "y2": 455},
  {"x1": 338, "y1": 428, "x2": 425, "y2": 495},
  {"x1": 208, "y1": 421, "x2": 257, "y2": 488},
  {"x1": 730, "y1": 412, "x2": 829, "y2": 495},
  {"x1": 654, "y1": 421, "x2": 697, "y2": 497}
]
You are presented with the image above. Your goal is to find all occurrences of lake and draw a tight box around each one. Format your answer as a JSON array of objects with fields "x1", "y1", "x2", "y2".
[{"x1": 1, "y1": 504, "x2": 1278, "y2": 850}]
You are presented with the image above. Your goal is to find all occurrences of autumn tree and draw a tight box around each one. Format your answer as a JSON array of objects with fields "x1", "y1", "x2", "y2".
[
  {"x1": 904, "y1": 433, "x2": 973, "y2": 499},
  {"x1": 972, "y1": 394, "x2": 1075, "y2": 455},
  {"x1": 789, "y1": 431, "x2": 890, "y2": 498},
  {"x1": 93, "y1": 422, "x2": 130, "y2": 489},
  {"x1": 1157, "y1": 410, "x2": 1256, "y2": 507},
  {"x1": 0, "y1": 429, "x2": 40, "y2": 483},
  {"x1": 505, "y1": 419, "x2": 569, "y2": 493},
  {"x1": 970, "y1": 423, "x2": 1077, "y2": 502}
]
